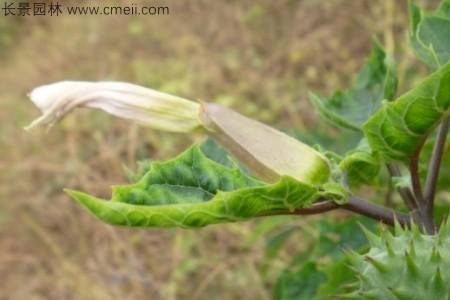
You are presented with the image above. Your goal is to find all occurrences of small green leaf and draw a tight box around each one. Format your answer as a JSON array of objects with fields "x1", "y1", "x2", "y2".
[
  {"x1": 339, "y1": 139, "x2": 381, "y2": 187},
  {"x1": 309, "y1": 40, "x2": 397, "y2": 131},
  {"x1": 66, "y1": 145, "x2": 329, "y2": 228},
  {"x1": 363, "y1": 61, "x2": 450, "y2": 162},
  {"x1": 319, "y1": 182, "x2": 349, "y2": 204},
  {"x1": 392, "y1": 175, "x2": 412, "y2": 190},
  {"x1": 409, "y1": 0, "x2": 450, "y2": 69}
]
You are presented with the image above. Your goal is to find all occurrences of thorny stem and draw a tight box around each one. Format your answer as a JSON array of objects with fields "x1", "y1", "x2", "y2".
[{"x1": 425, "y1": 117, "x2": 449, "y2": 222}]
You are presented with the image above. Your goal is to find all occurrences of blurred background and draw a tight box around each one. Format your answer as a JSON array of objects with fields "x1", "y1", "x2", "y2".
[{"x1": 0, "y1": 0, "x2": 440, "y2": 299}]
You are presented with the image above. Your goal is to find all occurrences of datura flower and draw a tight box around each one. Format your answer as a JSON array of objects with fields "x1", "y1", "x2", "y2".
[
  {"x1": 25, "y1": 81, "x2": 202, "y2": 132},
  {"x1": 26, "y1": 81, "x2": 331, "y2": 185}
]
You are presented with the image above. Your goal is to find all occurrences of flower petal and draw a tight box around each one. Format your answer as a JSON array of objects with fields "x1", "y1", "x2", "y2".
[{"x1": 26, "y1": 81, "x2": 201, "y2": 132}]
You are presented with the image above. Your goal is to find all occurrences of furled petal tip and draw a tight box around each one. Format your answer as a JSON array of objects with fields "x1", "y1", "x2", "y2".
[{"x1": 25, "y1": 81, "x2": 202, "y2": 132}]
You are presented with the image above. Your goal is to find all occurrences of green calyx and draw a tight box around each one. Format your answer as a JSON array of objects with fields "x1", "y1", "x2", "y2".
[
  {"x1": 346, "y1": 222, "x2": 450, "y2": 300},
  {"x1": 199, "y1": 103, "x2": 331, "y2": 185}
]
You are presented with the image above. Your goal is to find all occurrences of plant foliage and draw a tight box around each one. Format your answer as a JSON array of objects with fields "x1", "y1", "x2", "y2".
[
  {"x1": 363, "y1": 61, "x2": 450, "y2": 162},
  {"x1": 68, "y1": 146, "x2": 330, "y2": 228},
  {"x1": 309, "y1": 40, "x2": 397, "y2": 131},
  {"x1": 26, "y1": 0, "x2": 450, "y2": 298},
  {"x1": 409, "y1": 0, "x2": 450, "y2": 70}
]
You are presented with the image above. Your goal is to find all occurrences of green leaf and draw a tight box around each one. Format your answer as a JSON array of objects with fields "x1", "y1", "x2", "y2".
[
  {"x1": 339, "y1": 139, "x2": 381, "y2": 187},
  {"x1": 199, "y1": 138, "x2": 236, "y2": 168},
  {"x1": 66, "y1": 145, "x2": 329, "y2": 228},
  {"x1": 243, "y1": 216, "x2": 296, "y2": 249},
  {"x1": 273, "y1": 216, "x2": 374, "y2": 300},
  {"x1": 126, "y1": 139, "x2": 250, "y2": 183},
  {"x1": 289, "y1": 125, "x2": 362, "y2": 155},
  {"x1": 124, "y1": 159, "x2": 153, "y2": 183},
  {"x1": 265, "y1": 226, "x2": 299, "y2": 260},
  {"x1": 274, "y1": 262, "x2": 327, "y2": 300},
  {"x1": 310, "y1": 217, "x2": 375, "y2": 298},
  {"x1": 392, "y1": 175, "x2": 412, "y2": 190},
  {"x1": 309, "y1": 40, "x2": 397, "y2": 131},
  {"x1": 409, "y1": 0, "x2": 450, "y2": 69},
  {"x1": 437, "y1": 0, "x2": 450, "y2": 18},
  {"x1": 319, "y1": 182, "x2": 349, "y2": 204},
  {"x1": 363, "y1": 61, "x2": 450, "y2": 162},
  {"x1": 315, "y1": 256, "x2": 358, "y2": 298},
  {"x1": 312, "y1": 216, "x2": 375, "y2": 260}
]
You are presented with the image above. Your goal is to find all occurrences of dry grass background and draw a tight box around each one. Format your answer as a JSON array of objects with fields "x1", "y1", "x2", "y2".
[{"x1": 0, "y1": 0, "x2": 435, "y2": 299}]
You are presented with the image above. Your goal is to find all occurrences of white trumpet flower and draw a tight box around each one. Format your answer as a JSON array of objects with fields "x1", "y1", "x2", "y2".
[{"x1": 25, "y1": 81, "x2": 202, "y2": 132}]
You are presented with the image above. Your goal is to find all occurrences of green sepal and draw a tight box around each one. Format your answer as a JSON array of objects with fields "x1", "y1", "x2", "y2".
[{"x1": 200, "y1": 103, "x2": 331, "y2": 185}]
